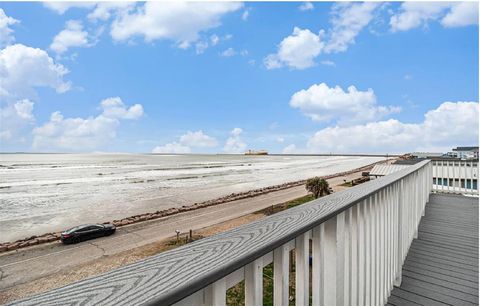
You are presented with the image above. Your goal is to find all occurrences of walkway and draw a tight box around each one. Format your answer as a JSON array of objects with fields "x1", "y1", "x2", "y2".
[{"x1": 387, "y1": 193, "x2": 479, "y2": 305}]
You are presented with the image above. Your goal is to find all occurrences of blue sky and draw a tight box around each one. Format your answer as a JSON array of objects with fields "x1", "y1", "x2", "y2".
[{"x1": 0, "y1": 1, "x2": 478, "y2": 154}]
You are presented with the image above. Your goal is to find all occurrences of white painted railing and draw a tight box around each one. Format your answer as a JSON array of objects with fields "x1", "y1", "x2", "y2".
[
  {"x1": 432, "y1": 159, "x2": 478, "y2": 195},
  {"x1": 14, "y1": 160, "x2": 432, "y2": 306}
]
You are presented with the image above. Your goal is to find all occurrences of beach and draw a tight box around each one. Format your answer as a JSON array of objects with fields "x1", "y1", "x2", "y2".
[{"x1": 0, "y1": 154, "x2": 385, "y2": 242}]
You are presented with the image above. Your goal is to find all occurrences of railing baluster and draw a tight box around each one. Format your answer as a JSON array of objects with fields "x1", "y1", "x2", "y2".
[
  {"x1": 273, "y1": 242, "x2": 290, "y2": 306},
  {"x1": 320, "y1": 212, "x2": 346, "y2": 305},
  {"x1": 395, "y1": 179, "x2": 403, "y2": 287},
  {"x1": 245, "y1": 258, "x2": 263, "y2": 306},
  {"x1": 370, "y1": 196, "x2": 377, "y2": 305},
  {"x1": 295, "y1": 231, "x2": 310, "y2": 306},
  {"x1": 204, "y1": 278, "x2": 226, "y2": 306},
  {"x1": 357, "y1": 201, "x2": 365, "y2": 306},
  {"x1": 350, "y1": 205, "x2": 358, "y2": 306},
  {"x1": 312, "y1": 225, "x2": 322, "y2": 306},
  {"x1": 365, "y1": 198, "x2": 371, "y2": 306}
]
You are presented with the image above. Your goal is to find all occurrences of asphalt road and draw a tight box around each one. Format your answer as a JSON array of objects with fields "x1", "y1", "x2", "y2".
[{"x1": 0, "y1": 173, "x2": 359, "y2": 291}]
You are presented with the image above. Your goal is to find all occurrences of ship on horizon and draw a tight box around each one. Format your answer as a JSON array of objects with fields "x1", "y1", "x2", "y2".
[{"x1": 245, "y1": 149, "x2": 268, "y2": 155}]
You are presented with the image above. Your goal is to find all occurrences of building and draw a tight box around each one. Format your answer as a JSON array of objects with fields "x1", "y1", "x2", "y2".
[{"x1": 449, "y1": 146, "x2": 479, "y2": 159}]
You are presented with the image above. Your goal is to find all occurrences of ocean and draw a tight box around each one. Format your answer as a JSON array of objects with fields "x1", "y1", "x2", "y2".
[{"x1": 0, "y1": 154, "x2": 384, "y2": 242}]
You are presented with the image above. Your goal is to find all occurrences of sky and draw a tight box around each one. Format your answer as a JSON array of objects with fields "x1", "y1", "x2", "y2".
[{"x1": 0, "y1": 1, "x2": 478, "y2": 154}]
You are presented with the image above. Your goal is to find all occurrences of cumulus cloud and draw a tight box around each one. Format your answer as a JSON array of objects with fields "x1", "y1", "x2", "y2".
[
  {"x1": 224, "y1": 128, "x2": 246, "y2": 153},
  {"x1": 324, "y1": 2, "x2": 381, "y2": 53},
  {"x1": 220, "y1": 47, "x2": 236, "y2": 57},
  {"x1": 0, "y1": 9, "x2": 19, "y2": 48},
  {"x1": 0, "y1": 44, "x2": 71, "y2": 99},
  {"x1": 152, "y1": 130, "x2": 217, "y2": 154},
  {"x1": 306, "y1": 102, "x2": 479, "y2": 154},
  {"x1": 390, "y1": 2, "x2": 478, "y2": 32},
  {"x1": 32, "y1": 97, "x2": 143, "y2": 151},
  {"x1": 43, "y1": 2, "x2": 97, "y2": 14},
  {"x1": 179, "y1": 130, "x2": 218, "y2": 147},
  {"x1": 50, "y1": 20, "x2": 94, "y2": 54},
  {"x1": 110, "y1": 2, "x2": 242, "y2": 48},
  {"x1": 290, "y1": 83, "x2": 400, "y2": 125},
  {"x1": 264, "y1": 3, "x2": 379, "y2": 69},
  {"x1": 299, "y1": 2, "x2": 314, "y2": 12},
  {"x1": 282, "y1": 144, "x2": 298, "y2": 154},
  {"x1": 0, "y1": 99, "x2": 35, "y2": 141},
  {"x1": 264, "y1": 27, "x2": 324, "y2": 70},
  {"x1": 152, "y1": 142, "x2": 191, "y2": 154},
  {"x1": 87, "y1": 2, "x2": 134, "y2": 21},
  {"x1": 100, "y1": 97, "x2": 143, "y2": 119}
]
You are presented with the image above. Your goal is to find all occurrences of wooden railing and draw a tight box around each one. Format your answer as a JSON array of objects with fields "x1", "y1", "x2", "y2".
[
  {"x1": 432, "y1": 160, "x2": 478, "y2": 195},
  {"x1": 13, "y1": 160, "x2": 432, "y2": 306}
]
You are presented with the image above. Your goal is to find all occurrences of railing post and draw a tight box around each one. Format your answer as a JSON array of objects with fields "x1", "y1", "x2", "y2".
[
  {"x1": 273, "y1": 243, "x2": 290, "y2": 305},
  {"x1": 244, "y1": 258, "x2": 263, "y2": 306},
  {"x1": 295, "y1": 232, "x2": 310, "y2": 306}
]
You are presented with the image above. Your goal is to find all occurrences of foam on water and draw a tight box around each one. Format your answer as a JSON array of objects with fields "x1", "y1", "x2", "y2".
[{"x1": 0, "y1": 154, "x2": 384, "y2": 242}]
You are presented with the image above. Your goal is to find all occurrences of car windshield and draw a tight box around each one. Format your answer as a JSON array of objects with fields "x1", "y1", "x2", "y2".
[{"x1": 64, "y1": 224, "x2": 97, "y2": 234}]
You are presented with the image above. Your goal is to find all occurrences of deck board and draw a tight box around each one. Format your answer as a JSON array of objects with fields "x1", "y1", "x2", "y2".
[{"x1": 387, "y1": 193, "x2": 479, "y2": 306}]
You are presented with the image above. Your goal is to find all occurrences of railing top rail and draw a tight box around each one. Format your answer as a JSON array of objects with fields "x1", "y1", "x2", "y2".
[{"x1": 14, "y1": 160, "x2": 431, "y2": 306}]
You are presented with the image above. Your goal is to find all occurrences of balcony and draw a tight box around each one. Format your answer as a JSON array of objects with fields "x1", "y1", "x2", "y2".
[{"x1": 10, "y1": 160, "x2": 479, "y2": 305}]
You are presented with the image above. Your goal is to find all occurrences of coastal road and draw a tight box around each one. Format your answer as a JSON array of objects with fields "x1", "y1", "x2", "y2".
[{"x1": 0, "y1": 173, "x2": 361, "y2": 292}]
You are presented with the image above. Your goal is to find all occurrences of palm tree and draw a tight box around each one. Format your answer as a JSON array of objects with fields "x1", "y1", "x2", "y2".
[{"x1": 305, "y1": 177, "x2": 331, "y2": 199}]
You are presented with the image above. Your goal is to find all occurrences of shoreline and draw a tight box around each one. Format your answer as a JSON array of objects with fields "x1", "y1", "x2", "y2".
[{"x1": 0, "y1": 159, "x2": 392, "y2": 252}]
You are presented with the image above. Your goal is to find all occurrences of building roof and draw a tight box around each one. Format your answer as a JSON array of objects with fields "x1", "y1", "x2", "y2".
[
  {"x1": 453, "y1": 146, "x2": 479, "y2": 152},
  {"x1": 369, "y1": 164, "x2": 411, "y2": 176},
  {"x1": 393, "y1": 158, "x2": 426, "y2": 165}
]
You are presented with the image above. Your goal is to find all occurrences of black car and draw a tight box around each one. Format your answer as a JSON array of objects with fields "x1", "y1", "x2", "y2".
[{"x1": 60, "y1": 223, "x2": 116, "y2": 244}]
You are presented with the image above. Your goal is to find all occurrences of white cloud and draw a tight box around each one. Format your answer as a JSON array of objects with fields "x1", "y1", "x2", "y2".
[
  {"x1": 299, "y1": 2, "x2": 314, "y2": 12},
  {"x1": 87, "y1": 2, "x2": 134, "y2": 21},
  {"x1": 0, "y1": 99, "x2": 34, "y2": 141},
  {"x1": 0, "y1": 9, "x2": 19, "y2": 48},
  {"x1": 179, "y1": 130, "x2": 218, "y2": 147},
  {"x1": 306, "y1": 101, "x2": 479, "y2": 154},
  {"x1": 32, "y1": 97, "x2": 143, "y2": 151},
  {"x1": 324, "y1": 2, "x2": 381, "y2": 53},
  {"x1": 152, "y1": 142, "x2": 191, "y2": 154},
  {"x1": 231, "y1": 127, "x2": 243, "y2": 137},
  {"x1": 220, "y1": 47, "x2": 236, "y2": 57},
  {"x1": 282, "y1": 144, "x2": 298, "y2": 154},
  {"x1": 43, "y1": 2, "x2": 97, "y2": 14},
  {"x1": 50, "y1": 20, "x2": 94, "y2": 54},
  {"x1": 242, "y1": 9, "x2": 250, "y2": 21},
  {"x1": 210, "y1": 34, "x2": 220, "y2": 45},
  {"x1": 110, "y1": 2, "x2": 242, "y2": 48},
  {"x1": 441, "y1": 2, "x2": 479, "y2": 28},
  {"x1": 0, "y1": 44, "x2": 71, "y2": 100},
  {"x1": 100, "y1": 97, "x2": 143, "y2": 119},
  {"x1": 264, "y1": 3, "x2": 379, "y2": 69},
  {"x1": 264, "y1": 27, "x2": 324, "y2": 70},
  {"x1": 320, "y1": 60, "x2": 335, "y2": 66},
  {"x1": 290, "y1": 83, "x2": 400, "y2": 125},
  {"x1": 224, "y1": 128, "x2": 246, "y2": 153},
  {"x1": 390, "y1": 2, "x2": 478, "y2": 32},
  {"x1": 152, "y1": 130, "x2": 217, "y2": 154},
  {"x1": 195, "y1": 40, "x2": 209, "y2": 54}
]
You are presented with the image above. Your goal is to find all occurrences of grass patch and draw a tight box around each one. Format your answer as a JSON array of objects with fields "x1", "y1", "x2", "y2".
[{"x1": 257, "y1": 194, "x2": 316, "y2": 216}]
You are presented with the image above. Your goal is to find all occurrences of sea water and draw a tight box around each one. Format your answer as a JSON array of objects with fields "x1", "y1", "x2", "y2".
[{"x1": 0, "y1": 154, "x2": 384, "y2": 242}]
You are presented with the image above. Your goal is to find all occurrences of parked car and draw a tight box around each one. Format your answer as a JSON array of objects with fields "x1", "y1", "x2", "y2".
[{"x1": 60, "y1": 223, "x2": 116, "y2": 244}]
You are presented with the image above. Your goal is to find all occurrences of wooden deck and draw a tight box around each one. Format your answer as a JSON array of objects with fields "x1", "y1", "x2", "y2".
[{"x1": 387, "y1": 193, "x2": 479, "y2": 306}]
